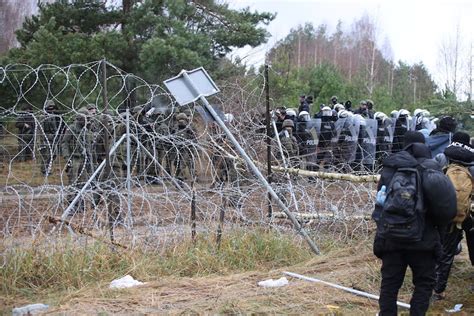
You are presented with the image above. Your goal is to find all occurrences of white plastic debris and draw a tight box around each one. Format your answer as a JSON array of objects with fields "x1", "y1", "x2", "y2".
[
  {"x1": 258, "y1": 277, "x2": 289, "y2": 288},
  {"x1": 12, "y1": 303, "x2": 49, "y2": 315},
  {"x1": 445, "y1": 304, "x2": 463, "y2": 313},
  {"x1": 109, "y1": 275, "x2": 144, "y2": 289}
]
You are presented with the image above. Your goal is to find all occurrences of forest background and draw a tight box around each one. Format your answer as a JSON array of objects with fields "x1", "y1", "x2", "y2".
[{"x1": 0, "y1": 0, "x2": 472, "y2": 131}]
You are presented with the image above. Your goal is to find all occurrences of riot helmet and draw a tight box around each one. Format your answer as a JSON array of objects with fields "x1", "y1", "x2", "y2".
[
  {"x1": 338, "y1": 110, "x2": 352, "y2": 119},
  {"x1": 321, "y1": 106, "x2": 332, "y2": 117},
  {"x1": 334, "y1": 103, "x2": 345, "y2": 112},
  {"x1": 398, "y1": 109, "x2": 410, "y2": 117},
  {"x1": 298, "y1": 111, "x2": 310, "y2": 122},
  {"x1": 390, "y1": 110, "x2": 399, "y2": 119}
]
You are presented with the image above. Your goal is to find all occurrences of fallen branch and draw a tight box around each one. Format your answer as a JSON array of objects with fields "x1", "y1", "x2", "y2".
[
  {"x1": 273, "y1": 212, "x2": 371, "y2": 221},
  {"x1": 46, "y1": 216, "x2": 128, "y2": 249},
  {"x1": 218, "y1": 149, "x2": 380, "y2": 183},
  {"x1": 271, "y1": 166, "x2": 380, "y2": 183}
]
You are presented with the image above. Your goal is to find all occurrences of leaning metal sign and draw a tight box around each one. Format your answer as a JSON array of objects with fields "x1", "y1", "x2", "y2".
[{"x1": 163, "y1": 67, "x2": 220, "y2": 106}]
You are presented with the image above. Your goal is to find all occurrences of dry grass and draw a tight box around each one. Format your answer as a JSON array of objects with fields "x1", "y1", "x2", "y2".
[
  {"x1": 0, "y1": 229, "x2": 311, "y2": 310},
  {"x1": 1, "y1": 231, "x2": 472, "y2": 315}
]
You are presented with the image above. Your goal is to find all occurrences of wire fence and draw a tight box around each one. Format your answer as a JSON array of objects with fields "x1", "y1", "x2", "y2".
[{"x1": 0, "y1": 61, "x2": 397, "y2": 252}]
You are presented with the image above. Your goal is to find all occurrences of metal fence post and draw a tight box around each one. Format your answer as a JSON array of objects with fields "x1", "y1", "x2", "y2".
[
  {"x1": 180, "y1": 72, "x2": 320, "y2": 255},
  {"x1": 126, "y1": 108, "x2": 132, "y2": 224}
]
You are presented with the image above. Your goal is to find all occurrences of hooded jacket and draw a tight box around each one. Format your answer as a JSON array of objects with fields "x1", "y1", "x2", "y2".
[
  {"x1": 372, "y1": 143, "x2": 456, "y2": 258},
  {"x1": 436, "y1": 141, "x2": 474, "y2": 167},
  {"x1": 426, "y1": 133, "x2": 452, "y2": 157}
]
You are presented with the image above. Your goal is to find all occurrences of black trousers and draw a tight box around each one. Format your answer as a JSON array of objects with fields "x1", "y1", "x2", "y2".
[
  {"x1": 462, "y1": 216, "x2": 474, "y2": 266},
  {"x1": 379, "y1": 250, "x2": 436, "y2": 316},
  {"x1": 434, "y1": 225, "x2": 463, "y2": 294}
]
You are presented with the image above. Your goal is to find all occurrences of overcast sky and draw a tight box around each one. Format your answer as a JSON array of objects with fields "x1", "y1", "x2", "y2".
[{"x1": 227, "y1": 0, "x2": 473, "y2": 86}]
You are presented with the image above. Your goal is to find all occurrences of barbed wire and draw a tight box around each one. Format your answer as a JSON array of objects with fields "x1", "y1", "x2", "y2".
[{"x1": 0, "y1": 60, "x2": 395, "y2": 252}]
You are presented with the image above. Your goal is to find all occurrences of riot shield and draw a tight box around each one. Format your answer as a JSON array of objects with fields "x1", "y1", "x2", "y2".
[
  {"x1": 294, "y1": 121, "x2": 318, "y2": 170},
  {"x1": 334, "y1": 116, "x2": 359, "y2": 164},
  {"x1": 361, "y1": 118, "x2": 377, "y2": 167},
  {"x1": 392, "y1": 116, "x2": 409, "y2": 152},
  {"x1": 385, "y1": 118, "x2": 395, "y2": 143},
  {"x1": 332, "y1": 118, "x2": 345, "y2": 144},
  {"x1": 306, "y1": 118, "x2": 321, "y2": 147},
  {"x1": 375, "y1": 118, "x2": 393, "y2": 163},
  {"x1": 409, "y1": 115, "x2": 418, "y2": 131}
]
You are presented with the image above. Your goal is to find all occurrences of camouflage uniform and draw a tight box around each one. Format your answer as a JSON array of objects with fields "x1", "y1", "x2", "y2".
[
  {"x1": 170, "y1": 112, "x2": 197, "y2": 182},
  {"x1": 61, "y1": 108, "x2": 96, "y2": 214},
  {"x1": 38, "y1": 101, "x2": 64, "y2": 175},
  {"x1": 95, "y1": 111, "x2": 127, "y2": 224},
  {"x1": 130, "y1": 106, "x2": 146, "y2": 176},
  {"x1": 141, "y1": 109, "x2": 161, "y2": 183},
  {"x1": 276, "y1": 119, "x2": 299, "y2": 167},
  {"x1": 209, "y1": 123, "x2": 231, "y2": 187},
  {"x1": 153, "y1": 114, "x2": 170, "y2": 180},
  {"x1": 15, "y1": 108, "x2": 35, "y2": 162},
  {"x1": 275, "y1": 119, "x2": 299, "y2": 206}
]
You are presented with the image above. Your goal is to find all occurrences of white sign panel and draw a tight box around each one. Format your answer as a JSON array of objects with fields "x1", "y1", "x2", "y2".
[{"x1": 163, "y1": 67, "x2": 220, "y2": 106}]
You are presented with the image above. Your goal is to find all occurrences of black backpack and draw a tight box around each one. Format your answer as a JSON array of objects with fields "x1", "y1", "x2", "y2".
[{"x1": 378, "y1": 166, "x2": 425, "y2": 242}]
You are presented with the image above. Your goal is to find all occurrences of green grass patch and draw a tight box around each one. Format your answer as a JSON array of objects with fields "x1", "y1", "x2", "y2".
[{"x1": 1, "y1": 229, "x2": 312, "y2": 300}]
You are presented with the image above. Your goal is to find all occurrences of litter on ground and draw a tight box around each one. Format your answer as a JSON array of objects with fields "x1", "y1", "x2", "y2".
[
  {"x1": 257, "y1": 277, "x2": 289, "y2": 288},
  {"x1": 109, "y1": 275, "x2": 145, "y2": 289}
]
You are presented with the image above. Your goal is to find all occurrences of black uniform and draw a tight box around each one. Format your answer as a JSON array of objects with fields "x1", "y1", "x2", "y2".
[
  {"x1": 294, "y1": 121, "x2": 316, "y2": 170},
  {"x1": 392, "y1": 116, "x2": 409, "y2": 153},
  {"x1": 316, "y1": 116, "x2": 335, "y2": 170},
  {"x1": 375, "y1": 118, "x2": 392, "y2": 168}
]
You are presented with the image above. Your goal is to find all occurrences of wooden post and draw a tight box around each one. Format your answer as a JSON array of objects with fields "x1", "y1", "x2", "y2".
[
  {"x1": 265, "y1": 64, "x2": 272, "y2": 218},
  {"x1": 216, "y1": 198, "x2": 226, "y2": 249},
  {"x1": 191, "y1": 188, "x2": 196, "y2": 243}
]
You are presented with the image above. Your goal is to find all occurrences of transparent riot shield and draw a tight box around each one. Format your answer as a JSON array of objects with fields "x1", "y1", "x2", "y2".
[
  {"x1": 306, "y1": 118, "x2": 321, "y2": 147},
  {"x1": 294, "y1": 121, "x2": 318, "y2": 170},
  {"x1": 332, "y1": 118, "x2": 345, "y2": 144},
  {"x1": 338, "y1": 116, "x2": 359, "y2": 164},
  {"x1": 392, "y1": 116, "x2": 409, "y2": 152},
  {"x1": 409, "y1": 115, "x2": 420, "y2": 131},
  {"x1": 361, "y1": 118, "x2": 377, "y2": 167},
  {"x1": 385, "y1": 117, "x2": 395, "y2": 143},
  {"x1": 378, "y1": 118, "x2": 394, "y2": 159}
]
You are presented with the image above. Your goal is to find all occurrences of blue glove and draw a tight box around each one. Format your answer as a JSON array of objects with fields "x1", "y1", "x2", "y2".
[{"x1": 376, "y1": 185, "x2": 387, "y2": 206}]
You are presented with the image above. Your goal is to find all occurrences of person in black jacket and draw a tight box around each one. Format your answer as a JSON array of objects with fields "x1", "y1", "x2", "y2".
[
  {"x1": 298, "y1": 95, "x2": 312, "y2": 113},
  {"x1": 354, "y1": 100, "x2": 374, "y2": 118},
  {"x1": 372, "y1": 131, "x2": 457, "y2": 316}
]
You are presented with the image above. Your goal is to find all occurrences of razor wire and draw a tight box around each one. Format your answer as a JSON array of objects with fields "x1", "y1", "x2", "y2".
[{"x1": 0, "y1": 61, "x2": 385, "y2": 251}]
